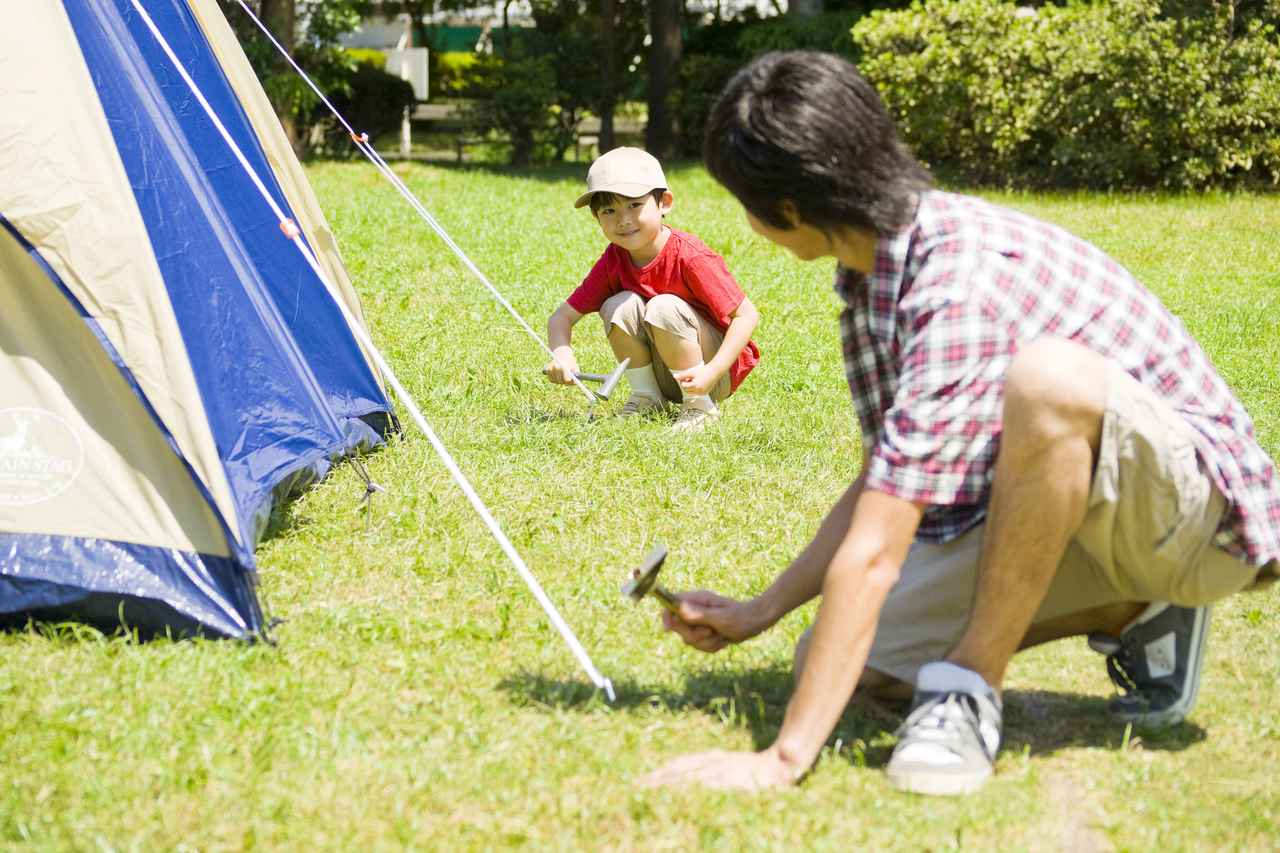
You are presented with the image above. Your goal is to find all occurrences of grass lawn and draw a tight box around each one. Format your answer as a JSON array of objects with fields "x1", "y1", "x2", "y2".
[{"x1": 3, "y1": 162, "x2": 1278, "y2": 850}]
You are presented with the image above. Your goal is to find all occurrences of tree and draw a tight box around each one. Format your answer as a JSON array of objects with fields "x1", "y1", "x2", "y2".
[
  {"x1": 226, "y1": 0, "x2": 364, "y2": 157},
  {"x1": 645, "y1": 0, "x2": 681, "y2": 158}
]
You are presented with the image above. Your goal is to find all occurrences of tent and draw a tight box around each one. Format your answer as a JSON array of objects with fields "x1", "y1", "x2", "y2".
[{"x1": 0, "y1": 0, "x2": 395, "y2": 639}]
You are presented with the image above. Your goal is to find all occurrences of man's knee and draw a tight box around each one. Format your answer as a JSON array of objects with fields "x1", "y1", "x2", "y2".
[{"x1": 1003, "y1": 337, "x2": 1108, "y2": 445}]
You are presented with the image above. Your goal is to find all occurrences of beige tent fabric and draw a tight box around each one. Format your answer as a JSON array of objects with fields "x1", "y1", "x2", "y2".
[
  {"x1": 187, "y1": 0, "x2": 385, "y2": 384},
  {"x1": 0, "y1": 5, "x2": 244, "y2": 547},
  {"x1": 0, "y1": 230, "x2": 230, "y2": 558}
]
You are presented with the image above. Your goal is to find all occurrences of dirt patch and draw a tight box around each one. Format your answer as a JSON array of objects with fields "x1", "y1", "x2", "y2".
[{"x1": 1041, "y1": 770, "x2": 1113, "y2": 853}]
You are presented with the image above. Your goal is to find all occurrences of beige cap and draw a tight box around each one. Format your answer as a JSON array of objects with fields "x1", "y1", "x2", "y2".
[{"x1": 573, "y1": 147, "x2": 668, "y2": 208}]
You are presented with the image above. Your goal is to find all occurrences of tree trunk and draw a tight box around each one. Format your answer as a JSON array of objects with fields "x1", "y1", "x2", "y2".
[
  {"x1": 787, "y1": 0, "x2": 823, "y2": 17},
  {"x1": 645, "y1": 0, "x2": 681, "y2": 158},
  {"x1": 259, "y1": 0, "x2": 302, "y2": 155},
  {"x1": 599, "y1": 0, "x2": 616, "y2": 152}
]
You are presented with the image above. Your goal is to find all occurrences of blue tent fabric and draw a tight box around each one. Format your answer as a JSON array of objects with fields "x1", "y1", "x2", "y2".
[
  {"x1": 66, "y1": 0, "x2": 393, "y2": 548},
  {"x1": 0, "y1": 1, "x2": 395, "y2": 640},
  {"x1": 0, "y1": 534, "x2": 259, "y2": 640}
]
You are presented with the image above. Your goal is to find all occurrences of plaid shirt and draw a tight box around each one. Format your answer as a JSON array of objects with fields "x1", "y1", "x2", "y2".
[{"x1": 838, "y1": 191, "x2": 1280, "y2": 566}]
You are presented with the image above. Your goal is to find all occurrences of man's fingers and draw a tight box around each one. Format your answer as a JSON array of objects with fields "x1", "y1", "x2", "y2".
[{"x1": 640, "y1": 751, "x2": 730, "y2": 787}]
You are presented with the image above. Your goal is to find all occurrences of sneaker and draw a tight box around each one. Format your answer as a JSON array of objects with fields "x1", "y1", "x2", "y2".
[
  {"x1": 1087, "y1": 602, "x2": 1210, "y2": 727},
  {"x1": 671, "y1": 398, "x2": 720, "y2": 434},
  {"x1": 886, "y1": 662, "x2": 1002, "y2": 796},
  {"x1": 618, "y1": 394, "x2": 664, "y2": 418}
]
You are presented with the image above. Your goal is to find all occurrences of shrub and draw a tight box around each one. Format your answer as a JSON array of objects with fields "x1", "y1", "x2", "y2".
[
  {"x1": 461, "y1": 55, "x2": 560, "y2": 166},
  {"x1": 433, "y1": 51, "x2": 481, "y2": 99},
  {"x1": 853, "y1": 0, "x2": 1280, "y2": 189},
  {"x1": 318, "y1": 49, "x2": 416, "y2": 157},
  {"x1": 674, "y1": 5, "x2": 897, "y2": 156}
]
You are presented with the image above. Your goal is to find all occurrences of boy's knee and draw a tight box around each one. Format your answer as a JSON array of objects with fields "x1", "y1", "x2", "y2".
[
  {"x1": 601, "y1": 290, "x2": 646, "y2": 335},
  {"x1": 643, "y1": 293, "x2": 694, "y2": 331}
]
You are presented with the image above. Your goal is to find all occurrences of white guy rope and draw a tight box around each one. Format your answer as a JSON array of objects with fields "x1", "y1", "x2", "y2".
[
  {"x1": 130, "y1": 0, "x2": 615, "y2": 702},
  {"x1": 231, "y1": 0, "x2": 598, "y2": 406}
]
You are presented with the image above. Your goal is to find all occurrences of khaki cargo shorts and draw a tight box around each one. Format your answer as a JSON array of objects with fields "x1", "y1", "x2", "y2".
[
  {"x1": 866, "y1": 362, "x2": 1264, "y2": 686},
  {"x1": 599, "y1": 290, "x2": 731, "y2": 403}
]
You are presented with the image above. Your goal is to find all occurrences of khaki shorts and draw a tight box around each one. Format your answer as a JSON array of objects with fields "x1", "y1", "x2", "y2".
[
  {"x1": 866, "y1": 362, "x2": 1263, "y2": 685},
  {"x1": 599, "y1": 291, "x2": 730, "y2": 403}
]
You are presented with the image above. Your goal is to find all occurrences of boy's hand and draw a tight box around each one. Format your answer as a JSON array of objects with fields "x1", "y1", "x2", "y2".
[
  {"x1": 545, "y1": 347, "x2": 580, "y2": 385},
  {"x1": 671, "y1": 364, "x2": 717, "y2": 398},
  {"x1": 661, "y1": 590, "x2": 768, "y2": 652}
]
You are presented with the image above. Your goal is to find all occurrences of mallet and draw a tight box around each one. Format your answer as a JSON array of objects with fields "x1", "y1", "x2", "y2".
[
  {"x1": 543, "y1": 357, "x2": 631, "y2": 401},
  {"x1": 620, "y1": 543, "x2": 678, "y2": 613}
]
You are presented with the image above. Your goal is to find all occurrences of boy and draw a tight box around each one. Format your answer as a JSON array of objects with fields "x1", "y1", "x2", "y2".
[{"x1": 544, "y1": 147, "x2": 760, "y2": 433}]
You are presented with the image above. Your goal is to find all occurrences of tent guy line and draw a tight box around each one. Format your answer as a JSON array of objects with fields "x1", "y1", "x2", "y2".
[
  {"x1": 230, "y1": 0, "x2": 600, "y2": 409},
  {"x1": 127, "y1": 0, "x2": 617, "y2": 702}
]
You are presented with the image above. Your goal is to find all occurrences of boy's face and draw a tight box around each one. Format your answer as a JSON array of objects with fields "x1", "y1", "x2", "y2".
[{"x1": 594, "y1": 191, "x2": 673, "y2": 260}]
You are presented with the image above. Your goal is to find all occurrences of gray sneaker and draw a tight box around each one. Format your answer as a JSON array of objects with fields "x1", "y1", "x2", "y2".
[
  {"x1": 671, "y1": 398, "x2": 720, "y2": 434},
  {"x1": 1087, "y1": 602, "x2": 1210, "y2": 727},
  {"x1": 887, "y1": 662, "x2": 1002, "y2": 796},
  {"x1": 618, "y1": 394, "x2": 665, "y2": 417}
]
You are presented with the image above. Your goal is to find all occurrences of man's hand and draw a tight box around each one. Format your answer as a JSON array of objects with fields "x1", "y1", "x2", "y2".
[
  {"x1": 544, "y1": 346, "x2": 580, "y2": 385},
  {"x1": 661, "y1": 590, "x2": 770, "y2": 652},
  {"x1": 641, "y1": 747, "x2": 803, "y2": 790},
  {"x1": 671, "y1": 363, "x2": 718, "y2": 398}
]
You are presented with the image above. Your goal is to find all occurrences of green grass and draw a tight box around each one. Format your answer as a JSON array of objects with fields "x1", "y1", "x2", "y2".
[{"x1": 3, "y1": 163, "x2": 1278, "y2": 850}]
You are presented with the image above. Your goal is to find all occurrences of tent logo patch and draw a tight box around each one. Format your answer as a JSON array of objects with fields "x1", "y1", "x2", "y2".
[{"x1": 0, "y1": 408, "x2": 84, "y2": 506}]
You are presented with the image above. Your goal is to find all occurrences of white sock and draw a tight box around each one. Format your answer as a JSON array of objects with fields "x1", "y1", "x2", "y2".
[
  {"x1": 678, "y1": 362, "x2": 718, "y2": 411},
  {"x1": 625, "y1": 364, "x2": 660, "y2": 399}
]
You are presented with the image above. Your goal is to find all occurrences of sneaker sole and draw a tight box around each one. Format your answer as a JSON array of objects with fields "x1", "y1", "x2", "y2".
[
  {"x1": 1111, "y1": 606, "x2": 1210, "y2": 727},
  {"x1": 887, "y1": 763, "x2": 992, "y2": 796}
]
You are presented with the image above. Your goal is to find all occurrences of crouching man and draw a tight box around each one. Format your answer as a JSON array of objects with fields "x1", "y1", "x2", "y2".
[{"x1": 645, "y1": 50, "x2": 1280, "y2": 795}]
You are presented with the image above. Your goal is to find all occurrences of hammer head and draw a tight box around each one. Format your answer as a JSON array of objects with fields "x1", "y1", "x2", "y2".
[
  {"x1": 621, "y1": 544, "x2": 668, "y2": 602},
  {"x1": 594, "y1": 356, "x2": 630, "y2": 401}
]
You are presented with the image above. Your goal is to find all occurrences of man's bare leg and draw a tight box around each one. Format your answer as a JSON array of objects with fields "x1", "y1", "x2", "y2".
[{"x1": 946, "y1": 338, "x2": 1109, "y2": 690}]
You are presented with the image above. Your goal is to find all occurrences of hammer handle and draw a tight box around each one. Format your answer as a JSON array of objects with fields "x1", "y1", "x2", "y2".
[
  {"x1": 650, "y1": 585, "x2": 680, "y2": 613},
  {"x1": 541, "y1": 367, "x2": 608, "y2": 384}
]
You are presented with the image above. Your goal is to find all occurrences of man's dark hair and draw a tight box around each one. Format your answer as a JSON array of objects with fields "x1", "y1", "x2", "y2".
[
  {"x1": 703, "y1": 51, "x2": 932, "y2": 237},
  {"x1": 589, "y1": 188, "x2": 667, "y2": 216}
]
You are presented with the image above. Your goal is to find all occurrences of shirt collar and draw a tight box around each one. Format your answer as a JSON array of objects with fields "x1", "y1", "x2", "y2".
[{"x1": 831, "y1": 194, "x2": 923, "y2": 308}]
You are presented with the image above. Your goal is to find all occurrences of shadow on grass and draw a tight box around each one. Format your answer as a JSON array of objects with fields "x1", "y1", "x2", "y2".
[
  {"x1": 499, "y1": 667, "x2": 1207, "y2": 765},
  {"x1": 502, "y1": 405, "x2": 594, "y2": 426}
]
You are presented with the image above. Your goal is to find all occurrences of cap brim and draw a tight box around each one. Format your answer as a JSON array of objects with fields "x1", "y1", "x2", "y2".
[{"x1": 573, "y1": 181, "x2": 660, "y2": 209}]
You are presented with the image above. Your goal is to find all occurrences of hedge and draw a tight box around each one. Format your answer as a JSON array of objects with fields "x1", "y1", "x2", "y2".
[{"x1": 853, "y1": 0, "x2": 1280, "y2": 189}]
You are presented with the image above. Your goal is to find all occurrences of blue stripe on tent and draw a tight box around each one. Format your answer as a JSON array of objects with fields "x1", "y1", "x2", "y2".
[
  {"x1": 129, "y1": 0, "x2": 394, "y2": 431},
  {"x1": 0, "y1": 534, "x2": 259, "y2": 639},
  {"x1": 64, "y1": 0, "x2": 392, "y2": 546}
]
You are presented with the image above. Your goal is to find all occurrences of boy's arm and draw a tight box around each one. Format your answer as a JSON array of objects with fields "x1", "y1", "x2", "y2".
[
  {"x1": 546, "y1": 300, "x2": 584, "y2": 384},
  {"x1": 674, "y1": 295, "x2": 759, "y2": 397}
]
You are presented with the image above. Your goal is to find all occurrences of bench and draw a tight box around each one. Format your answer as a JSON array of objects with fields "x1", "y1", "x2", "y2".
[{"x1": 397, "y1": 103, "x2": 643, "y2": 162}]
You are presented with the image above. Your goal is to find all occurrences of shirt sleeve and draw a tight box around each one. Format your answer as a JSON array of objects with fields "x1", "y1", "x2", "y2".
[
  {"x1": 566, "y1": 249, "x2": 618, "y2": 315},
  {"x1": 681, "y1": 251, "x2": 745, "y2": 325},
  {"x1": 864, "y1": 257, "x2": 1014, "y2": 507}
]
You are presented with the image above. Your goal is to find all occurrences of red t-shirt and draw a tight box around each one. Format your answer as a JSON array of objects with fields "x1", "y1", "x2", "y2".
[{"x1": 566, "y1": 228, "x2": 760, "y2": 393}]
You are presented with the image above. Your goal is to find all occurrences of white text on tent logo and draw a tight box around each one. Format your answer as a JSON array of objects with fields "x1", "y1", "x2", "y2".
[{"x1": 0, "y1": 408, "x2": 84, "y2": 506}]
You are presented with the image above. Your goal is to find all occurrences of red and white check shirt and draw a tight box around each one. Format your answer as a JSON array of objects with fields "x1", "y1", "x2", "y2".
[{"x1": 838, "y1": 191, "x2": 1280, "y2": 566}]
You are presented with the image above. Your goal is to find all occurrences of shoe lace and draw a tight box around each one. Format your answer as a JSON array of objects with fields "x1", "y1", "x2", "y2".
[
  {"x1": 899, "y1": 694, "x2": 986, "y2": 750},
  {"x1": 1104, "y1": 646, "x2": 1141, "y2": 697}
]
